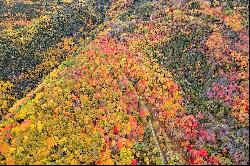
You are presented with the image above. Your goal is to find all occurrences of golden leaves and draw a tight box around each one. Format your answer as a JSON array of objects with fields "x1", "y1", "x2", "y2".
[
  {"x1": 37, "y1": 121, "x2": 43, "y2": 133},
  {"x1": 46, "y1": 137, "x2": 57, "y2": 149},
  {"x1": 5, "y1": 157, "x2": 14, "y2": 165},
  {"x1": 205, "y1": 31, "x2": 224, "y2": 51},
  {"x1": 224, "y1": 13, "x2": 243, "y2": 32},
  {"x1": 0, "y1": 143, "x2": 10, "y2": 154},
  {"x1": 0, "y1": 81, "x2": 15, "y2": 114}
]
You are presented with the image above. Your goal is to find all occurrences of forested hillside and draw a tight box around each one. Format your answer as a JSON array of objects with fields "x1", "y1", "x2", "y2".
[{"x1": 0, "y1": 0, "x2": 249, "y2": 165}]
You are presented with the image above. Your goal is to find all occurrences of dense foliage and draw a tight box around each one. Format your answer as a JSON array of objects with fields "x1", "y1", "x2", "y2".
[
  {"x1": 0, "y1": 0, "x2": 249, "y2": 165},
  {"x1": 0, "y1": 0, "x2": 111, "y2": 116}
]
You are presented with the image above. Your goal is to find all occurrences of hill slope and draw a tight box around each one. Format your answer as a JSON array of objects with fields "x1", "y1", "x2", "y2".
[
  {"x1": 0, "y1": 0, "x2": 249, "y2": 165},
  {"x1": 0, "y1": 0, "x2": 111, "y2": 116}
]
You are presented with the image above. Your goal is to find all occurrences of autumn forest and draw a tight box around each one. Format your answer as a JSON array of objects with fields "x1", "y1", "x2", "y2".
[{"x1": 0, "y1": 0, "x2": 249, "y2": 165}]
